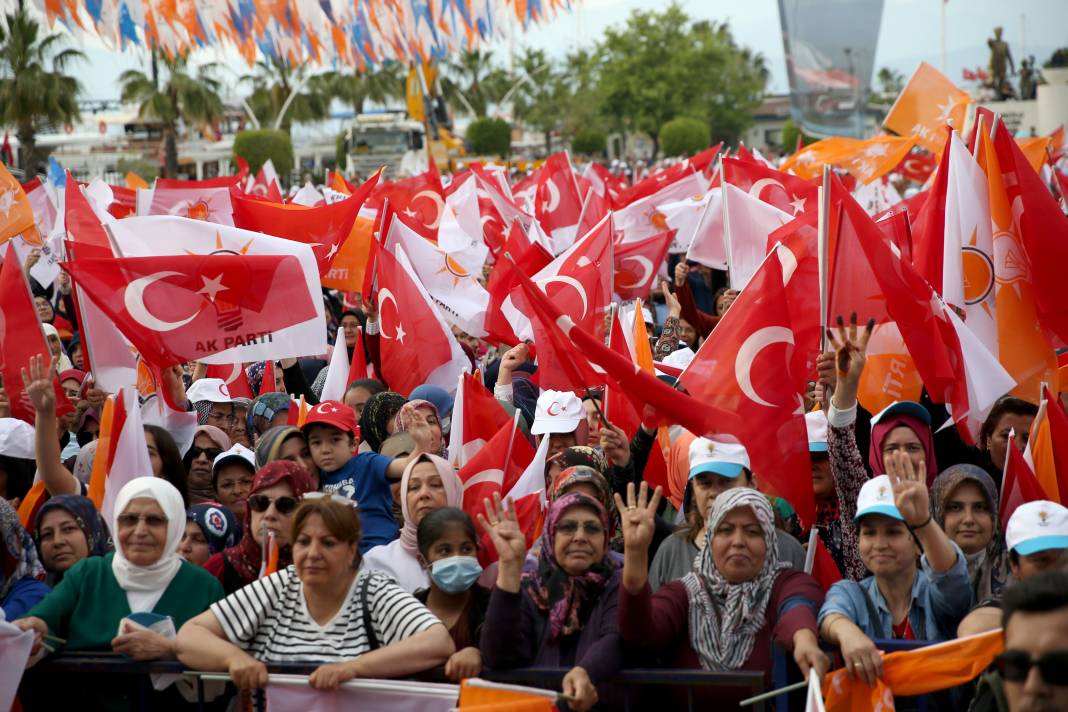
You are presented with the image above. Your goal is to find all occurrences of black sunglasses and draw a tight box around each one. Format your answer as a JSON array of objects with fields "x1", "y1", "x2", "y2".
[
  {"x1": 187, "y1": 446, "x2": 223, "y2": 461},
  {"x1": 995, "y1": 650, "x2": 1068, "y2": 685},
  {"x1": 247, "y1": 494, "x2": 299, "y2": 515}
]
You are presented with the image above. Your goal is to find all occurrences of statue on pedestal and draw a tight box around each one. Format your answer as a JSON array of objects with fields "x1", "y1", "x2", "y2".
[
  {"x1": 988, "y1": 27, "x2": 1016, "y2": 100},
  {"x1": 1019, "y1": 56, "x2": 1038, "y2": 100}
]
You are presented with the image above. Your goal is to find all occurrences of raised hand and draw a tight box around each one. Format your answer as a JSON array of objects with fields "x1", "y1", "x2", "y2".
[
  {"x1": 598, "y1": 422, "x2": 630, "y2": 467},
  {"x1": 21, "y1": 354, "x2": 56, "y2": 415},
  {"x1": 886, "y1": 450, "x2": 929, "y2": 527},
  {"x1": 497, "y1": 343, "x2": 529, "y2": 381},
  {"x1": 477, "y1": 493, "x2": 526, "y2": 592},
  {"x1": 673, "y1": 261, "x2": 688, "y2": 288},
  {"x1": 398, "y1": 403, "x2": 435, "y2": 453},
  {"x1": 826, "y1": 313, "x2": 874, "y2": 408},
  {"x1": 614, "y1": 481, "x2": 662, "y2": 555},
  {"x1": 661, "y1": 280, "x2": 681, "y2": 319}
]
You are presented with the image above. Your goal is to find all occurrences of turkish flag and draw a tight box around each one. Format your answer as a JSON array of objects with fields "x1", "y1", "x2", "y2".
[
  {"x1": 723, "y1": 157, "x2": 818, "y2": 217},
  {"x1": 231, "y1": 170, "x2": 380, "y2": 276},
  {"x1": 63, "y1": 253, "x2": 317, "y2": 368},
  {"x1": 64, "y1": 177, "x2": 114, "y2": 260},
  {"x1": 613, "y1": 169, "x2": 708, "y2": 245},
  {"x1": 205, "y1": 363, "x2": 255, "y2": 399},
  {"x1": 448, "y1": 371, "x2": 512, "y2": 468},
  {"x1": 896, "y1": 149, "x2": 937, "y2": 184},
  {"x1": 810, "y1": 535, "x2": 844, "y2": 592},
  {"x1": 1000, "y1": 438, "x2": 1048, "y2": 524},
  {"x1": 613, "y1": 229, "x2": 673, "y2": 300},
  {"x1": 483, "y1": 222, "x2": 552, "y2": 347},
  {"x1": 614, "y1": 162, "x2": 693, "y2": 207},
  {"x1": 686, "y1": 143, "x2": 724, "y2": 177},
  {"x1": 469, "y1": 164, "x2": 534, "y2": 236},
  {"x1": 603, "y1": 311, "x2": 641, "y2": 439},
  {"x1": 679, "y1": 243, "x2": 819, "y2": 527},
  {"x1": 373, "y1": 242, "x2": 455, "y2": 396},
  {"x1": 534, "y1": 152, "x2": 583, "y2": 250},
  {"x1": 369, "y1": 169, "x2": 446, "y2": 234},
  {"x1": 0, "y1": 244, "x2": 74, "y2": 423}
]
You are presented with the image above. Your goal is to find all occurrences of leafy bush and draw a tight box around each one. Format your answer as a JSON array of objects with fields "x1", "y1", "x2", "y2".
[
  {"x1": 1045, "y1": 48, "x2": 1068, "y2": 69},
  {"x1": 466, "y1": 117, "x2": 511, "y2": 157},
  {"x1": 232, "y1": 129, "x2": 294, "y2": 176},
  {"x1": 571, "y1": 128, "x2": 607, "y2": 156},
  {"x1": 659, "y1": 117, "x2": 710, "y2": 158},
  {"x1": 116, "y1": 157, "x2": 159, "y2": 182}
]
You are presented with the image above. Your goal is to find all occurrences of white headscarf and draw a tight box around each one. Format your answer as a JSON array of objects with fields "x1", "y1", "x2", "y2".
[
  {"x1": 40, "y1": 323, "x2": 74, "y2": 373},
  {"x1": 110, "y1": 477, "x2": 187, "y2": 613}
]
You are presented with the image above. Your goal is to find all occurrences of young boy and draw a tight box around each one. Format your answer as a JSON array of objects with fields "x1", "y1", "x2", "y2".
[{"x1": 302, "y1": 400, "x2": 434, "y2": 552}]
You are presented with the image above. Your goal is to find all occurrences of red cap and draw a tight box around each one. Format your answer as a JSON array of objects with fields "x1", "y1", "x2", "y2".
[{"x1": 301, "y1": 400, "x2": 358, "y2": 437}]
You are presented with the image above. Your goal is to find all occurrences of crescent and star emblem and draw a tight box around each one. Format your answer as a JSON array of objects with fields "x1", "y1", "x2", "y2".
[
  {"x1": 535, "y1": 275, "x2": 589, "y2": 320},
  {"x1": 377, "y1": 288, "x2": 406, "y2": 343},
  {"x1": 411, "y1": 190, "x2": 445, "y2": 230},
  {"x1": 546, "y1": 401, "x2": 563, "y2": 416},
  {"x1": 541, "y1": 179, "x2": 561, "y2": 214},
  {"x1": 734, "y1": 326, "x2": 794, "y2": 407},
  {"x1": 124, "y1": 272, "x2": 203, "y2": 332},
  {"x1": 616, "y1": 255, "x2": 654, "y2": 290}
]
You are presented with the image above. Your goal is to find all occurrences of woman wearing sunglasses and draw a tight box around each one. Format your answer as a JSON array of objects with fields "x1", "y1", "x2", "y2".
[
  {"x1": 178, "y1": 495, "x2": 454, "y2": 690},
  {"x1": 478, "y1": 492, "x2": 623, "y2": 712},
  {"x1": 204, "y1": 461, "x2": 316, "y2": 595},
  {"x1": 15, "y1": 478, "x2": 224, "y2": 708}
]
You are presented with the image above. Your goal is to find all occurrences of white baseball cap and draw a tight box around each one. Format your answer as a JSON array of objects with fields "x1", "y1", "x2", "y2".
[
  {"x1": 854, "y1": 475, "x2": 904, "y2": 521},
  {"x1": 187, "y1": 378, "x2": 233, "y2": 404},
  {"x1": 530, "y1": 390, "x2": 585, "y2": 436},
  {"x1": 805, "y1": 411, "x2": 828, "y2": 453},
  {"x1": 0, "y1": 418, "x2": 35, "y2": 460},
  {"x1": 212, "y1": 443, "x2": 256, "y2": 475},
  {"x1": 688, "y1": 437, "x2": 750, "y2": 479},
  {"x1": 1006, "y1": 500, "x2": 1068, "y2": 556}
]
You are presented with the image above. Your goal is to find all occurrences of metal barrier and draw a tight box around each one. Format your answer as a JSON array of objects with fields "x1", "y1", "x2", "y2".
[{"x1": 22, "y1": 654, "x2": 767, "y2": 712}]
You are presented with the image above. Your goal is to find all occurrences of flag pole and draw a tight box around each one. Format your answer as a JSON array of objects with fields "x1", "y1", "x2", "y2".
[
  {"x1": 804, "y1": 526, "x2": 819, "y2": 574},
  {"x1": 739, "y1": 679, "x2": 810, "y2": 707},
  {"x1": 718, "y1": 154, "x2": 733, "y2": 288},
  {"x1": 817, "y1": 164, "x2": 831, "y2": 352}
]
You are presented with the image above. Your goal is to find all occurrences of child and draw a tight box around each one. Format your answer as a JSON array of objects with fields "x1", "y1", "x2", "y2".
[{"x1": 302, "y1": 400, "x2": 434, "y2": 552}]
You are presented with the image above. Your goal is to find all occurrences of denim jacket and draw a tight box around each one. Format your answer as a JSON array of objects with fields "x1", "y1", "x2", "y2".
[{"x1": 818, "y1": 542, "x2": 973, "y2": 641}]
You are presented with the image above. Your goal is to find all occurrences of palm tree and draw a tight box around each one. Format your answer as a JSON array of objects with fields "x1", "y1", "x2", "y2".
[
  {"x1": 326, "y1": 63, "x2": 405, "y2": 115},
  {"x1": 241, "y1": 56, "x2": 331, "y2": 133},
  {"x1": 119, "y1": 53, "x2": 224, "y2": 178},
  {"x1": 440, "y1": 49, "x2": 508, "y2": 117},
  {"x1": 508, "y1": 48, "x2": 562, "y2": 155},
  {"x1": 0, "y1": 9, "x2": 84, "y2": 174}
]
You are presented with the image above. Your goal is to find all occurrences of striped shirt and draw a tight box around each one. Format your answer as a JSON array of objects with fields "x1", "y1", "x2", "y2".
[{"x1": 210, "y1": 566, "x2": 441, "y2": 663}]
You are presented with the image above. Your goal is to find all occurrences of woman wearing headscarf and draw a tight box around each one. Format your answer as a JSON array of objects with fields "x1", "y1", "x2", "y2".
[
  {"x1": 930, "y1": 465, "x2": 1008, "y2": 603},
  {"x1": 179, "y1": 504, "x2": 243, "y2": 567},
  {"x1": 183, "y1": 425, "x2": 231, "y2": 505},
  {"x1": 393, "y1": 398, "x2": 447, "y2": 458},
  {"x1": 618, "y1": 484, "x2": 827, "y2": 706},
  {"x1": 362, "y1": 454, "x2": 463, "y2": 591},
  {"x1": 1, "y1": 499, "x2": 49, "y2": 619},
  {"x1": 254, "y1": 425, "x2": 318, "y2": 480},
  {"x1": 246, "y1": 392, "x2": 292, "y2": 440},
  {"x1": 40, "y1": 323, "x2": 74, "y2": 373},
  {"x1": 203, "y1": 461, "x2": 316, "y2": 594},
  {"x1": 550, "y1": 465, "x2": 624, "y2": 554},
  {"x1": 34, "y1": 495, "x2": 111, "y2": 586},
  {"x1": 359, "y1": 391, "x2": 408, "y2": 453},
  {"x1": 479, "y1": 493, "x2": 623, "y2": 712},
  {"x1": 15, "y1": 478, "x2": 224, "y2": 708}
]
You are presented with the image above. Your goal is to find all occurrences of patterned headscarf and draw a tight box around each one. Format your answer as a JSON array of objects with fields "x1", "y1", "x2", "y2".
[
  {"x1": 521, "y1": 493, "x2": 616, "y2": 641},
  {"x1": 555, "y1": 446, "x2": 608, "y2": 476},
  {"x1": 34, "y1": 495, "x2": 112, "y2": 577},
  {"x1": 1, "y1": 498, "x2": 46, "y2": 601},
  {"x1": 221, "y1": 461, "x2": 315, "y2": 585},
  {"x1": 550, "y1": 465, "x2": 623, "y2": 552},
  {"x1": 398, "y1": 454, "x2": 464, "y2": 557},
  {"x1": 254, "y1": 425, "x2": 304, "y2": 469},
  {"x1": 246, "y1": 361, "x2": 267, "y2": 396},
  {"x1": 394, "y1": 399, "x2": 447, "y2": 457},
  {"x1": 359, "y1": 391, "x2": 407, "y2": 453},
  {"x1": 72, "y1": 440, "x2": 99, "y2": 485},
  {"x1": 682, "y1": 488, "x2": 788, "y2": 671},
  {"x1": 187, "y1": 503, "x2": 243, "y2": 554},
  {"x1": 869, "y1": 413, "x2": 938, "y2": 484},
  {"x1": 931, "y1": 464, "x2": 1008, "y2": 601}
]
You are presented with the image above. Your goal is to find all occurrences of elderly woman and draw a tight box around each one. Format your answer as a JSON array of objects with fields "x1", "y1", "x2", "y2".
[
  {"x1": 618, "y1": 484, "x2": 827, "y2": 705},
  {"x1": 362, "y1": 453, "x2": 463, "y2": 591},
  {"x1": 34, "y1": 495, "x2": 110, "y2": 585},
  {"x1": 176, "y1": 497, "x2": 454, "y2": 690},
  {"x1": 550, "y1": 464, "x2": 624, "y2": 554},
  {"x1": 179, "y1": 503, "x2": 243, "y2": 567},
  {"x1": 254, "y1": 425, "x2": 318, "y2": 483},
  {"x1": 393, "y1": 398, "x2": 447, "y2": 457},
  {"x1": 931, "y1": 464, "x2": 1008, "y2": 602},
  {"x1": 479, "y1": 493, "x2": 623, "y2": 712},
  {"x1": 1, "y1": 500, "x2": 49, "y2": 618},
  {"x1": 203, "y1": 461, "x2": 316, "y2": 594},
  {"x1": 819, "y1": 467, "x2": 972, "y2": 686},
  {"x1": 183, "y1": 425, "x2": 231, "y2": 504}
]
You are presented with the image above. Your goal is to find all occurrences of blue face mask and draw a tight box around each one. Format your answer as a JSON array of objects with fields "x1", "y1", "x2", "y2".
[{"x1": 429, "y1": 555, "x2": 483, "y2": 594}]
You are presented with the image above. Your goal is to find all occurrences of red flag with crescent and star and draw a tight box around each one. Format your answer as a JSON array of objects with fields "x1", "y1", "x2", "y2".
[
  {"x1": 679, "y1": 239, "x2": 820, "y2": 527},
  {"x1": 534, "y1": 152, "x2": 583, "y2": 251},
  {"x1": 62, "y1": 253, "x2": 317, "y2": 368},
  {"x1": 231, "y1": 170, "x2": 380, "y2": 277},
  {"x1": 372, "y1": 242, "x2": 455, "y2": 396},
  {"x1": 205, "y1": 363, "x2": 255, "y2": 399},
  {"x1": 722, "y1": 157, "x2": 818, "y2": 217},
  {"x1": 368, "y1": 168, "x2": 446, "y2": 235},
  {"x1": 613, "y1": 229, "x2": 674, "y2": 300}
]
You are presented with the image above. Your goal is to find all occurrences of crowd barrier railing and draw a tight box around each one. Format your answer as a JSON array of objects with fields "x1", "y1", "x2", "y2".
[{"x1": 22, "y1": 653, "x2": 768, "y2": 712}]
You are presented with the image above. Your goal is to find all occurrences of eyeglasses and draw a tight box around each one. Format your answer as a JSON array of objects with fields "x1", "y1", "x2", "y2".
[
  {"x1": 188, "y1": 446, "x2": 223, "y2": 461},
  {"x1": 208, "y1": 411, "x2": 236, "y2": 425},
  {"x1": 117, "y1": 513, "x2": 168, "y2": 529},
  {"x1": 247, "y1": 494, "x2": 299, "y2": 515},
  {"x1": 303, "y1": 492, "x2": 360, "y2": 509},
  {"x1": 556, "y1": 520, "x2": 605, "y2": 537},
  {"x1": 996, "y1": 650, "x2": 1068, "y2": 685}
]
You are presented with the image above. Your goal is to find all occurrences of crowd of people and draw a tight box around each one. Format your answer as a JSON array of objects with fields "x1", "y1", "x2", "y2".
[{"x1": 1, "y1": 218, "x2": 1067, "y2": 712}]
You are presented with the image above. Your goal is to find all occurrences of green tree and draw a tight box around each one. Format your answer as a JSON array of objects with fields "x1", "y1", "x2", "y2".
[
  {"x1": 780, "y1": 117, "x2": 816, "y2": 152},
  {"x1": 596, "y1": 3, "x2": 766, "y2": 157},
  {"x1": 466, "y1": 117, "x2": 510, "y2": 156},
  {"x1": 571, "y1": 128, "x2": 607, "y2": 156},
  {"x1": 233, "y1": 129, "x2": 294, "y2": 176},
  {"x1": 508, "y1": 47, "x2": 562, "y2": 155},
  {"x1": 119, "y1": 53, "x2": 224, "y2": 178},
  {"x1": 441, "y1": 49, "x2": 508, "y2": 117},
  {"x1": 876, "y1": 67, "x2": 905, "y2": 98},
  {"x1": 0, "y1": 9, "x2": 84, "y2": 174},
  {"x1": 327, "y1": 63, "x2": 405, "y2": 115},
  {"x1": 659, "y1": 117, "x2": 709, "y2": 157},
  {"x1": 242, "y1": 56, "x2": 331, "y2": 134}
]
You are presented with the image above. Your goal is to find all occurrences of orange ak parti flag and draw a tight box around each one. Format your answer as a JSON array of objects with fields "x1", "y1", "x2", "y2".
[
  {"x1": 0, "y1": 161, "x2": 36, "y2": 244},
  {"x1": 884, "y1": 61, "x2": 971, "y2": 155},
  {"x1": 823, "y1": 629, "x2": 1003, "y2": 712}
]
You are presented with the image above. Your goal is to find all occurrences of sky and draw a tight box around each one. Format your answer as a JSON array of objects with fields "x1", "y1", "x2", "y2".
[{"x1": 54, "y1": 0, "x2": 1068, "y2": 104}]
